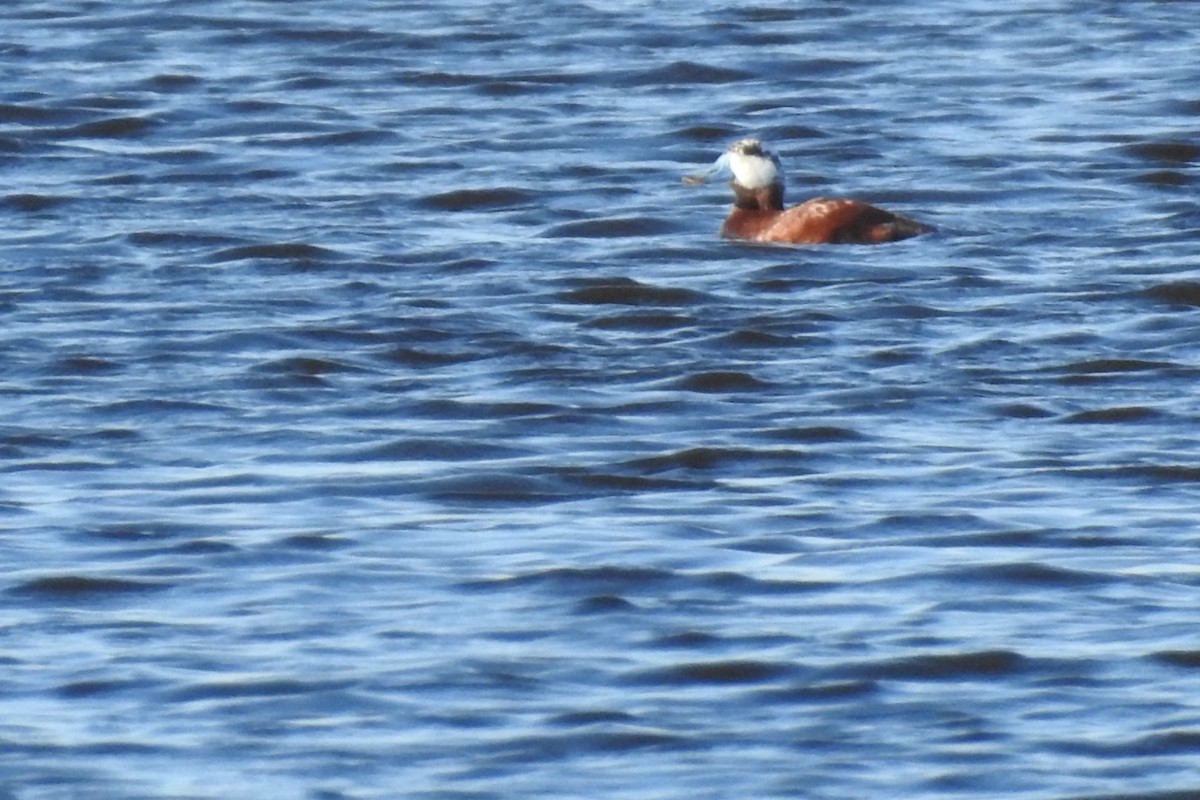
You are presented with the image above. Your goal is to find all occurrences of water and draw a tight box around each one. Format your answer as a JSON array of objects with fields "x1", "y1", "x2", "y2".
[{"x1": 2, "y1": 1, "x2": 1200, "y2": 797}]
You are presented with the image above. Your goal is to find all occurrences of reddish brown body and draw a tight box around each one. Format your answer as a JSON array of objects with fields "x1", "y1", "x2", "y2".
[{"x1": 721, "y1": 184, "x2": 930, "y2": 245}]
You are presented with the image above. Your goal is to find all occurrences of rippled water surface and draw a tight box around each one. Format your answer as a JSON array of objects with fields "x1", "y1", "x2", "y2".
[{"x1": 3, "y1": 1, "x2": 1200, "y2": 798}]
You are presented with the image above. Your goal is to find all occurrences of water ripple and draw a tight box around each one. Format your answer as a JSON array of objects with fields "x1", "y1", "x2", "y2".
[{"x1": 2, "y1": 0, "x2": 1200, "y2": 798}]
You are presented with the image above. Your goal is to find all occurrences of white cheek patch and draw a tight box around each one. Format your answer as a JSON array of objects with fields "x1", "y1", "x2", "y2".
[{"x1": 728, "y1": 151, "x2": 781, "y2": 190}]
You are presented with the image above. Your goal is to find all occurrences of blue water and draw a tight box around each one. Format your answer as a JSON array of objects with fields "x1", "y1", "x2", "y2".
[{"x1": 3, "y1": 1, "x2": 1200, "y2": 798}]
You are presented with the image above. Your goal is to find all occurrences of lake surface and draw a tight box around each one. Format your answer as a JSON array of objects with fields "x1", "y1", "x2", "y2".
[{"x1": 2, "y1": 1, "x2": 1200, "y2": 798}]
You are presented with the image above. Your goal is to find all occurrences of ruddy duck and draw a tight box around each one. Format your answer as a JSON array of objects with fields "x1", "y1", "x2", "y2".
[{"x1": 684, "y1": 138, "x2": 931, "y2": 244}]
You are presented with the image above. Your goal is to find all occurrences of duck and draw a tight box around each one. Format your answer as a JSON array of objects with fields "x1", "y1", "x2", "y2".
[{"x1": 684, "y1": 138, "x2": 932, "y2": 245}]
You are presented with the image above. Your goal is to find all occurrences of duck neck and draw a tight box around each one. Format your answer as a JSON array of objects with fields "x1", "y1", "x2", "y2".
[{"x1": 731, "y1": 181, "x2": 785, "y2": 211}]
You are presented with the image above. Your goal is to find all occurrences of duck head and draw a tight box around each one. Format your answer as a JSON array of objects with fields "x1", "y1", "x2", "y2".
[{"x1": 684, "y1": 138, "x2": 785, "y2": 211}]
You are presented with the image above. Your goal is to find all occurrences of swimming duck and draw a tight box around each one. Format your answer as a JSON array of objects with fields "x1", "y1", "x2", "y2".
[{"x1": 684, "y1": 138, "x2": 931, "y2": 244}]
